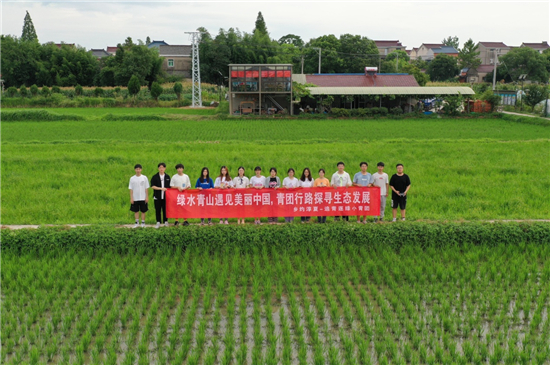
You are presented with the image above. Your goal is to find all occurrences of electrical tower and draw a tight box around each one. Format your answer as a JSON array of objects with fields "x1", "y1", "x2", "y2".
[{"x1": 185, "y1": 31, "x2": 202, "y2": 107}]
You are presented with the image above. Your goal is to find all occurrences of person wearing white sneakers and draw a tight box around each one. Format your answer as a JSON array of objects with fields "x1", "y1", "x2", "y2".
[{"x1": 129, "y1": 164, "x2": 149, "y2": 228}]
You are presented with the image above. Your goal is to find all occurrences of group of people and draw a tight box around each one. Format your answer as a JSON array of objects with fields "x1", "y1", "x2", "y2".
[{"x1": 128, "y1": 161, "x2": 411, "y2": 228}]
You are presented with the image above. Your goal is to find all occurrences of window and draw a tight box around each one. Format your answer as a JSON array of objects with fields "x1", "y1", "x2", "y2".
[{"x1": 168, "y1": 59, "x2": 174, "y2": 67}]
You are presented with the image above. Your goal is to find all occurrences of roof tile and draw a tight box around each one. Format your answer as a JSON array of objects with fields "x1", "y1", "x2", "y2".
[{"x1": 305, "y1": 74, "x2": 419, "y2": 87}]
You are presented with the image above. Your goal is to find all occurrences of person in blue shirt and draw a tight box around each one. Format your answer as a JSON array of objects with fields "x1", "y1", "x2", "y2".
[
  {"x1": 353, "y1": 162, "x2": 373, "y2": 224},
  {"x1": 195, "y1": 167, "x2": 214, "y2": 225}
]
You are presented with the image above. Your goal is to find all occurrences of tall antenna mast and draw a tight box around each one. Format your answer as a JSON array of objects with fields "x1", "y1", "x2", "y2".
[{"x1": 185, "y1": 31, "x2": 202, "y2": 107}]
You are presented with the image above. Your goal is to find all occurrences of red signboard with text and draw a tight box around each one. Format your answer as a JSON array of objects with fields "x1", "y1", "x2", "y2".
[{"x1": 166, "y1": 187, "x2": 380, "y2": 219}]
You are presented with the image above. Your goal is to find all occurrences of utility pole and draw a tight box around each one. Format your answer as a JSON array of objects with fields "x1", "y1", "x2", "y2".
[
  {"x1": 492, "y1": 49, "x2": 499, "y2": 91},
  {"x1": 185, "y1": 31, "x2": 202, "y2": 107},
  {"x1": 312, "y1": 47, "x2": 321, "y2": 74}
]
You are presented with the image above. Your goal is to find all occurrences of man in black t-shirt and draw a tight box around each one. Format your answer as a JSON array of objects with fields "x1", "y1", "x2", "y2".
[{"x1": 390, "y1": 164, "x2": 411, "y2": 222}]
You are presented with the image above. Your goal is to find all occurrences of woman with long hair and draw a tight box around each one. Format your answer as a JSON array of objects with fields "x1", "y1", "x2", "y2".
[
  {"x1": 299, "y1": 167, "x2": 314, "y2": 223},
  {"x1": 233, "y1": 166, "x2": 249, "y2": 224},
  {"x1": 195, "y1": 167, "x2": 214, "y2": 225},
  {"x1": 214, "y1": 166, "x2": 233, "y2": 224}
]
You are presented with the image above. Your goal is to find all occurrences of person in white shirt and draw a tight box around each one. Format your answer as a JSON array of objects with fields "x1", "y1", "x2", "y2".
[
  {"x1": 299, "y1": 167, "x2": 314, "y2": 223},
  {"x1": 249, "y1": 166, "x2": 266, "y2": 225},
  {"x1": 170, "y1": 163, "x2": 191, "y2": 226},
  {"x1": 233, "y1": 166, "x2": 250, "y2": 225},
  {"x1": 331, "y1": 161, "x2": 352, "y2": 221},
  {"x1": 372, "y1": 162, "x2": 389, "y2": 222},
  {"x1": 214, "y1": 166, "x2": 234, "y2": 224},
  {"x1": 128, "y1": 164, "x2": 149, "y2": 228},
  {"x1": 282, "y1": 168, "x2": 300, "y2": 223},
  {"x1": 353, "y1": 162, "x2": 373, "y2": 224}
]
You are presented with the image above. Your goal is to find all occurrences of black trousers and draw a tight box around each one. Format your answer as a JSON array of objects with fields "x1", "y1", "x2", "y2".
[{"x1": 154, "y1": 199, "x2": 167, "y2": 223}]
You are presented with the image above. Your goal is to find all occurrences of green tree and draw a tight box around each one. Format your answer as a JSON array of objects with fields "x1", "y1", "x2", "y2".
[
  {"x1": 21, "y1": 11, "x2": 38, "y2": 42},
  {"x1": 253, "y1": 12, "x2": 268, "y2": 36},
  {"x1": 401, "y1": 63, "x2": 429, "y2": 86},
  {"x1": 543, "y1": 48, "x2": 550, "y2": 74},
  {"x1": 127, "y1": 75, "x2": 141, "y2": 100},
  {"x1": 1, "y1": 35, "x2": 41, "y2": 87},
  {"x1": 499, "y1": 47, "x2": 549, "y2": 83},
  {"x1": 150, "y1": 81, "x2": 163, "y2": 101},
  {"x1": 427, "y1": 54, "x2": 459, "y2": 81},
  {"x1": 173, "y1": 82, "x2": 183, "y2": 101},
  {"x1": 278, "y1": 34, "x2": 304, "y2": 47},
  {"x1": 305, "y1": 35, "x2": 341, "y2": 73},
  {"x1": 458, "y1": 38, "x2": 481, "y2": 70},
  {"x1": 441, "y1": 36, "x2": 459, "y2": 50},
  {"x1": 100, "y1": 41, "x2": 163, "y2": 87},
  {"x1": 145, "y1": 36, "x2": 151, "y2": 45},
  {"x1": 523, "y1": 84, "x2": 547, "y2": 111},
  {"x1": 338, "y1": 34, "x2": 378, "y2": 73}
]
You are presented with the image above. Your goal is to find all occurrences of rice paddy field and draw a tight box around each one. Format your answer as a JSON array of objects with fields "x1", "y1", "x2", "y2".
[
  {"x1": 2, "y1": 241, "x2": 549, "y2": 365},
  {"x1": 1, "y1": 109, "x2": 549, "y2": 224},
  {"x1": 1, "y1": 108, "x2": 550, "y2": 364}
]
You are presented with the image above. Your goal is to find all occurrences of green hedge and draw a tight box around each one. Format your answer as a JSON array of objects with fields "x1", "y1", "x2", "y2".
[
  {"x1": 2, "y1": 222, "x2": 549, "y2": 254},
  {"x1": 101, "y1": 113, "x2": 167, "y2": 121},
  {"x1": 1, "y1": 109, "x2": 84, "y2": 121},
  {"x1": 501, "y1": 113, "x2": 550, "y2": 126}
]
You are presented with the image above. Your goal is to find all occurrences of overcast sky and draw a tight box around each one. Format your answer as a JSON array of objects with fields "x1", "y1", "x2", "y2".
[{"x1": 2, "y1": 1, "x2": 549, "y2": 50}]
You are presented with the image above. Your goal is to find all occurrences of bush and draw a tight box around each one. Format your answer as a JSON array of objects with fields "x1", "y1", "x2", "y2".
[
  {"x1": 29, "y1": 84, "x2": 39, "y2": 96},
  {"x1": 101, "y1": 113, "x2": 167, "y2": 121},
  {"x1": 6, "y1": 86, "x2": 18, "y2": 97},
  {"x1": 390, "y1": 106, "x2": 403, "y2": 115},
  {"x1": 379, "y1": 107, "x2": 388, "y2": 116},
  {"x1": 158, "y1": 94, "x2": 178, "y2": 101},
  {"x1": 128, "y1": 75, "x2": 141, "y2": 99},
  {"x1": 114, "y1": 87, "x2": 121, "y2": 96},
  {"x1": 93, "y1": 87, "x2": 104, "y2": 97},
  {"x1": 150, "y1": 81, "x2": 163, "y2": 101},
  {"x1": 51, "y1": 85, "x2": 61, "y2": 94},
  {"x1": 479, "y1": 90, "x2": 501, "y2": 112},
  {"x1": 0, "y1": 109, "x2": 84, "y2": 121},
  {"x1": 331, "y1": 108, "x2": 350, "y2": 117},
  {"x1": 173, "y1": 82, "x2": 183, "y2": 100},
  {"x1": 41, "y1": 86, "x2": 50, "y2": 97},
  {"x1": 19, "y1": 85, "x2": 28, "y2": 98},
  {"x1": 75, "y1": 84, "x2": 83, "y2": 96},
  {"x1": 370, "y1": 107, "x2": 379, "y2": 115},
  {"x1": 2, "y1": 222, "x2": 549, "y2": 254}
]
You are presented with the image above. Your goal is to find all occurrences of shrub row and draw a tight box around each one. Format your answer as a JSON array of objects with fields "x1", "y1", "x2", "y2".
[
  {"x1": 501, "y1": 113, "x2": 550, "y2": 127},
  {"x1": 1, "y1": 109, "x2": 84, "y2": 122},
  {"x1": 1, "y1": 96, "x2": 192, "y2": 108},
  {"x1": 2, "y1": 222, "x2": 549, "y2": 255},
  {"x1": 331, "y1": 107, "x2": 390, "y2": 117},
  {"x1": 101, "y1": 113, "x2": 167, "y2": 121}
]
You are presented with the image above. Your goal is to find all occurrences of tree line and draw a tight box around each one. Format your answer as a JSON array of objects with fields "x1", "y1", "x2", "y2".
[{"x1": 2, "y1": 11, "x2": 548, "y2": 89}]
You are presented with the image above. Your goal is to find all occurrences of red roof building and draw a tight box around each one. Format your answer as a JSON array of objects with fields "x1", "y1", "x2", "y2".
[{"x1": 305, "y1": 74, "x2": 419, "y2": 87}]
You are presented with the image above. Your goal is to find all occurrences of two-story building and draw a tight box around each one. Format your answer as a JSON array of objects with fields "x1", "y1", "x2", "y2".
[{"x1": 374, "y1": 40, "x2": 405, "y2": 56}]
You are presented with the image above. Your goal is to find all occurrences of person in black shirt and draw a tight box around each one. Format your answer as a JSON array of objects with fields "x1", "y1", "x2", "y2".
[
  {"x1": 151, "y1": 162, "x2": 171, "y2": 228},
  {"x1": 390, "y1": 164, "x2": 411, "y2": 222}
]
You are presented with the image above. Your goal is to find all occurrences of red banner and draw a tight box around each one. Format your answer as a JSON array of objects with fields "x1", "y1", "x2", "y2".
[{"x1": 166, "y1": 187, "x2": 380, "y2": 219}]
